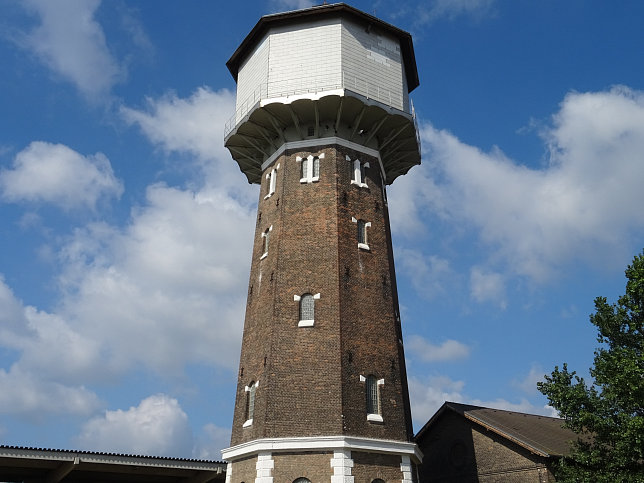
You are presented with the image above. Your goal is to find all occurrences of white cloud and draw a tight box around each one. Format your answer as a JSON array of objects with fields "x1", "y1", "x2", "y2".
[
  {"x1": 513, "y1": 363, "x2": 546, "y2": 395},
  {"x1": 409, "y1": 373, "x2": 555, "y2": 431},
  {"x1": 396, "y1": 248, "x2": 452, "y2": 299},
  {"x1": 270, "y1": 0, "x2": 315, "y2": 11},
  {"x1": 121, "y1": 87, "x2": 230, "y2": 162},
  {"x1": 0, "y1": 366, "x2": 100, "y2": 419},
  {"x1": 121, "y1": 87, "x2": 254, "y2": 203},
  {"x1": 414, "y1": 0, "x2": 495, "y2": 24},
  {"x1": 393, "y1": 86, "x2": 644, "y2": 283},
  {"x1": 17, "y1": 0, "x2": 122, "y2": 99},
  {"x1": 55, "y1": 184, "x2": 253, "y2": 376},
  {"x1": 409, "y1": 374, "x2": 466, "y2": 428},
  {"x1": 0, "y1": 87, "x2": 256, "y2": 422},
  {"x1": 470, "y1": 266, "x2": 506, "y2": 308},
  {"x1": 194, "y1": 423, "x2": 232, "y2": 460},
  {"x1": 406, "y1": 334, "x2": 470, "y2": 362},
  {"x1": 76, "y1": 394, "x2": 192, "y2": 457},
  {"x1": 0, "y1": 141, "x2": 123, "y2": 211}
]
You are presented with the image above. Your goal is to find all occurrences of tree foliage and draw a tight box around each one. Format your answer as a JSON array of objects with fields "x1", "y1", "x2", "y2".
[{"x1": 538, "y1": 251, "x2": 644, "y2": 482}]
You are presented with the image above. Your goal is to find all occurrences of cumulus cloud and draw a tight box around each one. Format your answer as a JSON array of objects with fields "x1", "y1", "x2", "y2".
[
  {"x1": 392, "y1": 86, "x2": 644, "y2": 283},
  {"x1": 409, "y1": 374, "x2": 466, "y2": 427},
  {"x1": 0, "y1": 366, "x2": 100, "y2": 419},
  {"x1": 16, "y1": 0, "x2": 122, "y2": 99},
  {"x1": 270, "y1": 0, "x2": 315, "y2": 11},
  {"x1": 396, "y1": 248, "x2": 453, "y2": 299},
  {"x1": 409, "y1": 373, "x2": 554, "y2": 430},
  {"x1": 55, "y1": 184, "x2": 253, "y2": 376},
  {"x1": 76, "y1": 395, "x2": 192, "y2": 457},
  {"x1": 0, "y1": 141, "x2": 123, "y2": 211},
  {"x1": 121, "y1": 87, "x2": 231, "y2": 162},
  {"x1": 406, "y1": 334, "x2": 470, "y2": 362},
  {"x1": 470, "y1": 266, "x2": 506, "y2": 308},
  {"x1": 411, "y1": 0, "x2": 495, "y2": 25},
  {"x1": 194, "y1": 423, "x2": 232, "y2": 460},
  {"x1": 513, "y1": 363, "x2": 546, "y2": 395},
  {"x1": 121, "y1": 86, "x2": 256, "y2": 203},
  {"x1": 0, "y1": 87, "x2": 255, "y2": 423}
]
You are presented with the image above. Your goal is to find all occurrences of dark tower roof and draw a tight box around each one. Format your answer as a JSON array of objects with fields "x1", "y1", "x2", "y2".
[{"x1": 226, "y1": 3, "x2": 419, "y2": 92}]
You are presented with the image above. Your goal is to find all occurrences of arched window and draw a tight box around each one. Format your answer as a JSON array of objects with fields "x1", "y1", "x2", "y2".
[
  {"x1": 294, "y1": 292, "x2": 320, "y2": 327},
  {"x1": 372, "y1": 479, "x2": 385, "y2": 483},
  {"x1": 293, "y1": 479, "x2": 311, "y2": 483}
]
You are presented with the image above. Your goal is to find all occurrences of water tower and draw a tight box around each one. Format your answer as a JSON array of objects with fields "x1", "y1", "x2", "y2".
[{"x1": 222, "y1": 3, "x2": 422, "y2": 481}]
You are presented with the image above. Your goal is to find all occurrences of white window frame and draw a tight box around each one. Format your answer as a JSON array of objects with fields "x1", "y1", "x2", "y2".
[
  {"x1": 297, "y1": 153, "x2": 324, "y2": 184},
  {"x1": 348, "y1": 155, "x2": 369, "y2": 188},
  {"x1": 260, "y1": 225, "x2": 273, "y2": 260},
  {"x1": 352, "y1": 217, "x2": 371, "y2": 251},
  {"x1": 294, "y1": 292, "x2": 320, "y2": 327},
  {"x1": 360, "y1": 375, "x2": 384, "y2": 422},
  {"x1": 264, "y1": 163, "x2": 280, "y2": 200},
  {"x1": 243, "y1": 380, "x2": 259, "y2": 427}
]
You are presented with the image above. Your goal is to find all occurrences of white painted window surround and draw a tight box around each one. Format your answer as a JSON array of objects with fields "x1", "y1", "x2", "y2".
[
  {"x1": 261, "y1": 225, "x2": 273, "y2": 259},
  {"x1": 297, "y1": 153, "x2": 324, "y2": 183},
  {"x1": 360, "y1": 375, "x2": 384, "y2": 422},
  {"x1": 294, "y1": 293, "x2": 320, "y2": 327},
  {"x1": 348, "y1": 155, "x2": 369, "y2": 188},
  {"x1": 243, "y1": 380, "x2": 259, "y2": 427},
  {"x1": 264, "y1": 163, "x2": 280, "y2": 199},
  {"x1": 352, "y1": 217, "x2": 371, "y2": 250}
]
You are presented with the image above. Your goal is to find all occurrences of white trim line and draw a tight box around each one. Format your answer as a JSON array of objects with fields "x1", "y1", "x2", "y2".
[
  {"x1": 222, "y1": 435, "x2": 422, "y2": 463},
  {"x1": 367, "y1": 413, "x2": 384, "y2": 423},
  {"x1": 261, "y1": 137, "x2": 384, "y2": 182}
]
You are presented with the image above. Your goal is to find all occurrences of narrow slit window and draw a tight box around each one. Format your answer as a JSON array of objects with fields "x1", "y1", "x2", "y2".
[
  {"x1": 261, "y1": 226, "x2": 272, "y2": 259},
  {"x1": 352, "y1": 217, "x2": 371, "y2": 250},
  {"x1": 365, "y1": 375, "x2": 383, "y2": 422},
  {"x1": 264, "y1": 164, "x2": 280, "y2": 200},
  {"x1": 243, "y1": 381, "x2": 257, "y2": 426},
  {"x1": 348, "y1": 155, "x2": 369, "y2": 188}
]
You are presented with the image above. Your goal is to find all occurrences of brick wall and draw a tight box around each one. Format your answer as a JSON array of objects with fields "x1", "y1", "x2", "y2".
[
  {"x1": 352, "y1": 451, "x2": 407, "y2": 482},
  {"x1": 417, "y1": 411, "x2": 555, "y2": 483},
  {"x1": 230, "y1": 143, "x2": 413, "y2": 446},
  {"x1": 272, "y1": 452, "x2": 333, "y2": 482}
]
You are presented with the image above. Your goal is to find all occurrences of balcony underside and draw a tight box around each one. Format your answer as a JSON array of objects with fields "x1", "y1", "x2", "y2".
[{"x1": 224, "y1": 90, "x2": 421, "y2": 185}]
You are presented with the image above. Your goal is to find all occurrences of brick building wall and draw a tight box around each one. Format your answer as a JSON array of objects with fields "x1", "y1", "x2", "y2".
[{"x1": 417, "y1": 411, "x2": 555, "y2": 483}]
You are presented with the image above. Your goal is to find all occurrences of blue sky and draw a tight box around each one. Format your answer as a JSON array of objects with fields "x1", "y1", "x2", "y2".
[{"x1": 1, "y1": 0, "x2": 643, "y2": 460}]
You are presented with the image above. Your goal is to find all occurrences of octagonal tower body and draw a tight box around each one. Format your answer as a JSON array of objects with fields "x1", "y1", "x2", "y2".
[{"x1": 223, "y1": 4, "x2": 421, "y2": 482}]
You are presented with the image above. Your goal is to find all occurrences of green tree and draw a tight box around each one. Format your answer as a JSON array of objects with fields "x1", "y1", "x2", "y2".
[{"x1": 538, "y1": 251, "x2": 644, "y2": 482}]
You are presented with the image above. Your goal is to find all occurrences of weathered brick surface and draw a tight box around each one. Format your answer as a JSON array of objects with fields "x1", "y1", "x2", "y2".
[
  {"x1": 230, "y1": 143, "x2": 413, "y2": 447},
  {"x1": 352, "y1": 451, "x2": 407, "y2": 482},
  {"x1": 228, "y1": 455, "x2": 257, "y2": 483},
  {"x1": 417, "y1": 411, "x2": 555, "y2": 483},
  {"x1": 272, "y1": 452, "x2": 333, "y2": 482}
]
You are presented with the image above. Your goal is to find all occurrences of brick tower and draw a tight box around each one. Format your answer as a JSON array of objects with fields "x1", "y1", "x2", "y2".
[{"x1": 221, "y1": 4, "x2": 422, "y2": 482}]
